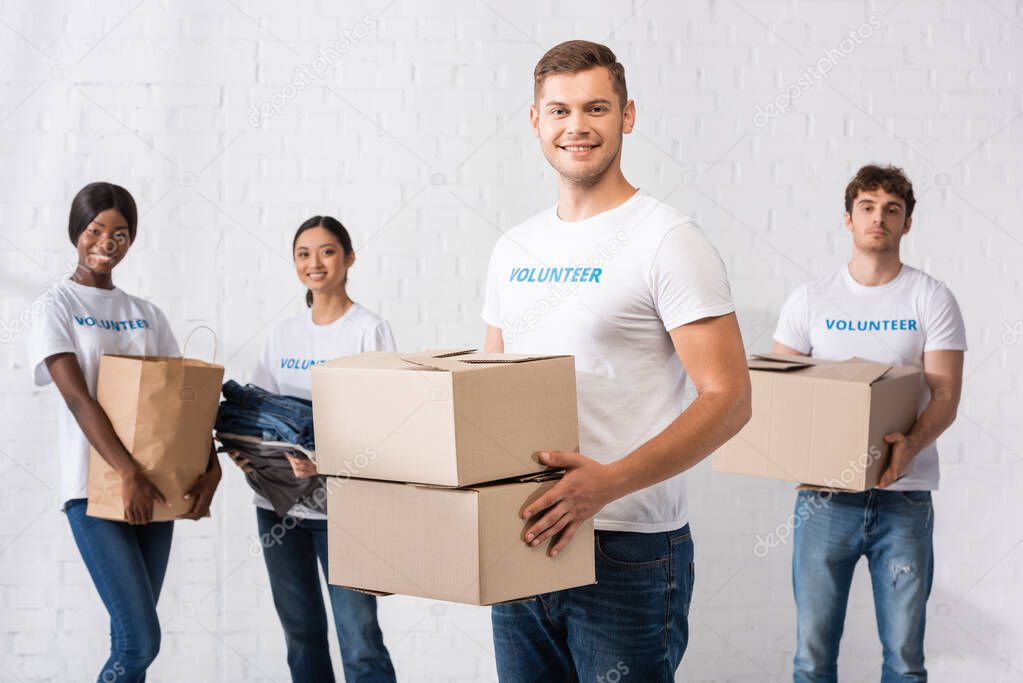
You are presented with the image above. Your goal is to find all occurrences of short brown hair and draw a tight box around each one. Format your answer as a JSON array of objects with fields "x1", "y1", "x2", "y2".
[
  {"x1": 844, "y1": 164, "x2": 916, "y2": 217},
  {"x1": 533, "y1": 40, "x2": 627, "y2": 106}
]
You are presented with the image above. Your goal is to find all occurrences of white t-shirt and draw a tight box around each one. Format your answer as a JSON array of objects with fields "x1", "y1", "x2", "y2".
[
  {"x1": 249, "y1": 303, "x2": 396, "y2": 518},
  {"x1": 482, "y1": 190, "x2": 735, "y2": 532},
  {"x1": 773, "y1": 264, "x2": 967, "y2": 490},
  {"x1": 27, "y1": 280, "x2": 180, "y2": 508}
]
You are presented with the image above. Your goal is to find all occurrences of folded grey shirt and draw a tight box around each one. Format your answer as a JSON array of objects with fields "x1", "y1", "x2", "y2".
[{"x1": 217, "y1": 433, "x2": 325, "y2": 517}]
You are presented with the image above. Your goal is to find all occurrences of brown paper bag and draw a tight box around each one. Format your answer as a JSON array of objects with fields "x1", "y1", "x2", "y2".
[{"x1": 87, "y1": 353, "x2": 224, "y2": 521}]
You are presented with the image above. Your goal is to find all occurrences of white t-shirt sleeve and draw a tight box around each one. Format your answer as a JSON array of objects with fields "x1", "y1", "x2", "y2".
[
  {"x1": 27, "y1": 295, "x2": 75, "y2": 386},
  {"x1": 371, "y1": 321, "x2": 397, "y2": 352},
  {"x1": 480, "y1": 240, "x2": 503, "y2": 328},
  {"x1": 649, "y1": 222, "x2": 735, "y2": 330},
  {"x1": 773, "y1": 284, "x2": 812, "y2": 354},
  {"x1": 923, "y1": 284, "x2": 967, "y2": 352},
  {"x1": 250, "y1": 336, "x2": 280, "y2": 393}
]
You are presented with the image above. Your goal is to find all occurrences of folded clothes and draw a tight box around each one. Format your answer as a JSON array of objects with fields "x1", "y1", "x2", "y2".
[
  {"x1": 215, "y1": 380, "x2": 315, "y2": 451},
  {"x1": 216, "y1": 432, "x2": 315, "y2": 460},
  {"x1": 217, "y1": 433, "x2": 326, "y2": 516},
  {"x1": 215, "y1": 381, "x2": 322, "y2": 516}
]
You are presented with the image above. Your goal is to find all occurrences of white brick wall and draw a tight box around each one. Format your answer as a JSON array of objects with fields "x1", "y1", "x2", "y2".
[{"x1": 1, "y1": 1, "x2": 1020, "y2": 680}]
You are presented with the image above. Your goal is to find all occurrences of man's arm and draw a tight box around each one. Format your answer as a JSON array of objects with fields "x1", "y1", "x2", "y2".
[
  {"x1": 518, "y1": 313, "x2": 752, "y2": 555},
  {"x1": 772, "y1": 341, "x2": 806, "y2": 356},
  {"x1": 484, "y1": 324, "x2": 504, "y2": 353},
  {"x1": 877, "y1": 349, "x2": 963, "y2": 488}
]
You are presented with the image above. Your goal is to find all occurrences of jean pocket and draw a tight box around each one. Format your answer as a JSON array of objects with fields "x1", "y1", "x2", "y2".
[
  {"x1": 897, "y1": 490, "x2": 932, "y2": 506},
  {"x1": 595, "y1": 532, "x2": 671, "y2": 569}
]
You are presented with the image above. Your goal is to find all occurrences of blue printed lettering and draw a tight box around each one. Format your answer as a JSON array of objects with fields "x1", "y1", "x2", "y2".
[
  {"x1": 279, "y1": 357, "x2": 329, "y2": 371},
  {"x1": 824, "y1": 318, "x2": 920, "y2": 334},
  {"x1": 72, "y1": 315, "x2": 152, "y2": 331},
  {"x1": 506, "y1": 265, "x2": 605, "y2": 285}
]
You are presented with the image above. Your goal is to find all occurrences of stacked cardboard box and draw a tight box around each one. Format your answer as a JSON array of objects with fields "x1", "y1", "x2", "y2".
[
  {"x1": 311, "y1": 349, "x2": 596, "y2": 605},
  {"x1": 713, "y1": 353, "x2": 922, "y2": 491}
]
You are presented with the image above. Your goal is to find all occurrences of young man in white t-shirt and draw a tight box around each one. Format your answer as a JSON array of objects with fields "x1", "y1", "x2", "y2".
[
  {"x1": 482, "y1": 40, "x2": 752, "y2": 681},
  {"x1": 772, "y1": 165, "x2": 966, "y2": 682}
]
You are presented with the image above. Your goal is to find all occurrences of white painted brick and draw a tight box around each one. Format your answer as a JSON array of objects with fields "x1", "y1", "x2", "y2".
[{"x1": 0, "y1": 4, "x2": 1019, "y2": 682}]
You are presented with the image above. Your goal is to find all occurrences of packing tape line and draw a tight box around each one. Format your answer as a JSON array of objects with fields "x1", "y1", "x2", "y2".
[{"x1": 182, "y1": 324, "x2": 218, "y2": 363}]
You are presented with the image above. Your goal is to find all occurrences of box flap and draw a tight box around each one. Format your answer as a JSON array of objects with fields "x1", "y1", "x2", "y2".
[
  {"x1": 748, "y1": 358, "x2": 812, "y2": 371},
  {"x1": 408, "y1": 470, "x2": 565, "y2": 493},
  {"x1": 514, "y1": 470, "x2": 564, "y2": 484},
  {"x1": 465, "y1": 470, "x2": 565, "y2": 491},
  {"x1": 751, "y1": 352, "x2": 827, "y2": 366},
  {"x1": 318, "y1": 351, "x2": 411, "y2": 370},
  {"x1": 399, "y1": 350, "x2": 570, "y2": 373},
  {"x1": 332, "y1": 584, "x2": 393, "y2": 597},
  {"x1": 750, "y1": 354, "x2": 893, "y2": 384},
  {"x1": 424, "y1": 348, "x2": 479, "y2": 358},
  {"x1": 804, "y1": 359, "x2": 893, "y2": 384}
]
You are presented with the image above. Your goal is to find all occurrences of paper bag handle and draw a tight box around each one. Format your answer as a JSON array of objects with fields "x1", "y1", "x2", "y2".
[{"x1": 182, "y1": 325, "x2": 218, "y2": 363}]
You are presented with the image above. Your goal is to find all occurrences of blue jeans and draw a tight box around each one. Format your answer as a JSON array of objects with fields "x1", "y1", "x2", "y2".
[
  {"x1": 793, "y1": 490, "x2": 934, "y2": 683},
  {"x1": 65, "y1": 498, "x2": 174, "y2": 683},
  {"x1": 256, "y1": 507, "x2": 395, "y2": 683},
  {"x1": 492, "y1": 525, "x2": 694, "y2": 682},
  {"x1": 217, "y1": 380, "x2": 315, "y2": 449}
]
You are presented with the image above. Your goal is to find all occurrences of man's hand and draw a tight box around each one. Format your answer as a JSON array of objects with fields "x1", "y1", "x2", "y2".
[
  {"x1": 286, "y1": 454, "x2": 318, "y2": 479},
  {"x1": 181, "y1": 465, "x2": 222, "y2": 520},
  {"x1": 877, "y1": 432, "x2": 920, "y2": 488},
  {"x1": 520, "y1": 451, "x2": 621, "y2": 557}
]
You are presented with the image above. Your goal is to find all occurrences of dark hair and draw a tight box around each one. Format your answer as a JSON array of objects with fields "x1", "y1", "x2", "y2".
[
  {"x1": 844, "y1": 164, "x2": 916, "y2": 218},
  {"x1": 293, "y1": 215, "x2": 354, "y2": 308},
  {"x1": 68, "y1": 182, "x2": 138, "y2": 246},
  {"x1": 534, "y1": 40, "x2": 628, "y2": 107}
]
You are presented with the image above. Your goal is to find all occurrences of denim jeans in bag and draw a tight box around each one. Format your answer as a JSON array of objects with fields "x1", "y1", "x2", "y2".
[
  {"x1": 256, "y1": 507, "x2": 395, "y2": 683},
  {"x1": 217, "y1": 380, "x2": 315, "y2": 450},
  {"x1": 65, "y1": 498, "x2": 174, "y2": 683},
  {"x1": 793, "y1": 489, "x2": 934, "y2": 683},
  {"x1": 492, "y1": 524, "x2": 694, "y2": 683}
]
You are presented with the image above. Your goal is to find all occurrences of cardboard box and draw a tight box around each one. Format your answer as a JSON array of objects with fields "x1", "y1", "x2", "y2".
[
  {"x1": 311, "y1": 349, "x2": 579, "y2": 487},
  {"x1": 713, "y1": 353, "x2": 922, "y2": 491},
  {"x1": 326, "y1": 473, "x2": 596, "y2": 605}
]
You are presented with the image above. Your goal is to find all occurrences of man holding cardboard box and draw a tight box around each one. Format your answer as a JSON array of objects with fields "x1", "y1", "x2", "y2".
[
  {"x1": 772, "y1": 165, "x2": 966, "y2": 682},
  {"x1": 481, "y1": 41, "x2": 752, "y2": 681}
]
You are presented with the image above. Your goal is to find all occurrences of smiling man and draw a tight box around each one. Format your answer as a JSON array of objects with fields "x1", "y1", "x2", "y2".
[
  {"x1": 772, "y1": 165, "x2": 967, "y2": 682},
  {"x1": 481, "y1": 40, "x2": 752, "y2": 681}
]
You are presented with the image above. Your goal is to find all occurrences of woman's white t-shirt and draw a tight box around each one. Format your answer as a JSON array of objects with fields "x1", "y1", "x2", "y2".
[
  {"x1": 26, "y1": 279, "x2": 180, "y2": 508},
  {"x1": 249, "y1": 303, "x2": 396, "y2": 519}
]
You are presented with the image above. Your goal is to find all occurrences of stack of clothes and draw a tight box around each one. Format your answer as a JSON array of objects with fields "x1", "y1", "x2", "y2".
[{"x1": 215, "y1": 380, "x2": 325, "y2": 516}]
